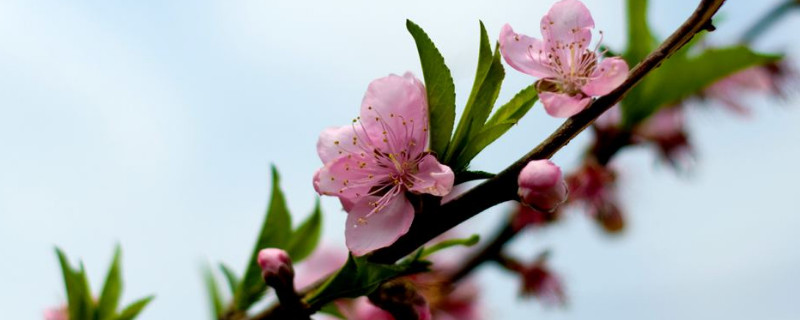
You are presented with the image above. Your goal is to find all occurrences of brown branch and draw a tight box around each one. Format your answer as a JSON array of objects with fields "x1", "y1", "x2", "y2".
[
  {"x1": 369, "y1": 0, "x2": 727, "y2": 265},
  {"x1": 250, "y1": 0, "x2": 727, "y2": 318}
]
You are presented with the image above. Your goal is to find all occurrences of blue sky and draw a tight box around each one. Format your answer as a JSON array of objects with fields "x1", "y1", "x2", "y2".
[{"x1": 0, "y1": 0, "x2": 798, "y2": 319}]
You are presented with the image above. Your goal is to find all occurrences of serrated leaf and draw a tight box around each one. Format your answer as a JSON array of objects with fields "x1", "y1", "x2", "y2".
[
  {"x1": 116, "y1": 296, "x2": 154, "y2": 320},
  {"x1": 622, "y1": 46, "x2": 781, "y2": 125},
  {"x1": 454, "y1": 121, "x2": 518, "y2": 170},
  {"x1": 485, "y1": 84, "x2": 538, "y2": 127},
  {"x1": 453, "y1": 85, "x2": 539, "y2": 168},
  {"x1": 305, "y1": 252, "x2": 430, "y2": 307},
  {"x1": 447, "y1": 42, "x2": 506, "y2": 170},
  {"x1": 204, "y1": 267, "x2": 224, "y2": 319},
  {"x1": 97, "y1": 246, "x2": 123, "y2": 320},
  {"x1": 406, "y1": 19, "x2": 456, "y2": 156},
  {"x1": 234, "y1": 165, "x2": 293, "y2": 310},
  {"x1": 286, "y1": 199, "x2": 323, "y2": 263},
  {"x1": 420, "y1": 234, "x2": 480, "y2": 258},
  {"x1": 219, "y1": 263, "x2": 239, "y2": 294}
]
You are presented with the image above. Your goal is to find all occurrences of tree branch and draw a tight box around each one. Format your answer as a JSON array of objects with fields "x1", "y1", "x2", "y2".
[{"x1": 369, "y1": 0, "x2": 727, "y2": 264}]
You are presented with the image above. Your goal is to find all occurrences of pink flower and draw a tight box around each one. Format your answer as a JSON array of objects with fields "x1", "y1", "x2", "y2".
[
  {"x1": 517, "y1": 160, "x2": 568, "y2": 212},
  {"x1": 44, "y1": 305, "x2": 68, "y2": 320},
  {"x1": 500, "y1": 0, "x2": 629, "y2": 118},
  {"x1": 314, "y1": 73, "x2": 454, "y2": 256}
]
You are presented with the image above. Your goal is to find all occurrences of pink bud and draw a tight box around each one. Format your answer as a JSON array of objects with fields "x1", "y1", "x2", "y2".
[
  {"x1": 257, "y1": 248, "x2": 293, "y2": 278},
  {"x1": 517, "y1": 160, "x2": 568, "y2": 211}
]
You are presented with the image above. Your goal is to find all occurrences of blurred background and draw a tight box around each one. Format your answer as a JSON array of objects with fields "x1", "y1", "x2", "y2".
[{"x1": 0, "y1": 0, "x2": 798, "y2": 319}]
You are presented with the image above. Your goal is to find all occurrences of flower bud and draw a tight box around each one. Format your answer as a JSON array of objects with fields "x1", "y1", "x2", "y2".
[
  {"x1": 258, "y1": 248, "x2": 294, "y2": 287},
  {"x1": 517, "y1": 160, "x2": 568, "y2": 212}
]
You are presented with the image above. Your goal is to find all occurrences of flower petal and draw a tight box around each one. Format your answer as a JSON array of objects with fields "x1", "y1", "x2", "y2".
[
  {"x1": 540, "y1": 0, "x2": 595, "y2": 49},
  {"x1": 317, "y1": 125, "x2": 368, "y2": 164},
  {"x1": 540, "y1": 92, "x2": 591, "y2": 118},
  {"x1": 360, "y1": 73, "x2": 428, "y2": 156},
  {"x1": 345, "y1": 195, "x2": 414, "y2": 256},
  {"x1": 499, "y1": 24, "x2": 554, "y2": 78},
  {"x1": 408, "y1": 154, "x2": 454, "y2": 197},
  {"x1": 582, "y1": 57, "x2": 629, "y2": 96},
  {"x1": 315, "y1": 153, "x2": 385, "y2": 201}
]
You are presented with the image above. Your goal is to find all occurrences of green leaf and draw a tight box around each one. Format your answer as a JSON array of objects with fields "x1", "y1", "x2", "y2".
[
  {"x1": 622, "y1": 46, "x2": 781, "y2": 125},
  {"x1": 55, "y1": 249, "x2": 94, "y2": 320},
  {"x1": 116, "y1": 296, "x2": 154, "y2": 320},
  {"x1": 234, "y1": 165, "x2": 293, "y2": 310},
  {"x1": 624, "y1": 0, "x2": 656, "y2": 65},
  {"x1": 406, "y1": 19, "x2": 456, "y2": 156},
  {"x1": 97, "y1": 246, "x2": 123, "y2": 320},
  {"x1": 453, "y1": 85, "x2": 539, "y2": 168},
  {"x1": 204, "y1": 267, "x2": 224, "y2": 319},
  {"x1": 305, "y1": 252, "x2": 430, "y2": 307},
  {"x1": 420, "y1": 234, "x2": 480, "y2": 258},
  {"x1": 219, "y1": 263, "x2": 240, "y2": 294},
  {"x1": 446, "y1": 42, "x2": 506, "y2": 170},
  {"x1": 286, "y1": 199, "x2": 323, "y2": 263},
  {"x1": 485, "y1": 83, "x2": 538, "y2": 128}
]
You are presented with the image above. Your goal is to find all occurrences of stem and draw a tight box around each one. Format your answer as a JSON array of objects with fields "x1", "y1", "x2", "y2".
[
  {"x1": 251, "y1": 0, "x2": 727, "y2": 317},
  {"x1": 741, "y1": 0, "x2": 799, "y2": 44}
]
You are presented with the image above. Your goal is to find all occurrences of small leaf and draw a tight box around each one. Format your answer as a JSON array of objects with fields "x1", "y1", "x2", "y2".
[
  {"x1": 485, "y1": 84, "x2": 538, "y2": 128},
  {"x1": 305, "y1": 252, "x2": 430, "y2": 308},
  {"x1": 234, "y1": 165, "x2": 293, "y2": 310},
  {"x1": 454, "y1": 85, "x2": 539, "y2": 168},
  {"x1": 219, "y1": 263, "x2": 240, "y2": 294},
  {"x1": 55, "y1": 249, "x2": 94, "y2": 320},
  {"x1": 116, "y1": 296, "x2": 154, "y2": 320},
  {"x1": 204, "y1": 267, "x2": 224, "y2": 319},
  {"x1": 286, "y1": 198, "x2": 323, "y2": 263},
  {"x1": 446, "y1": 42, "x2": 506, "y2": 170},
  {"x1": 97, "y1": 246, "x2": 123, "y2": 320},
  {"x1": 420, "y1": 234, "x2": 480, "y2": 258},
  {"x1": 406, "y1": 19, "x2": 456, "y2": 156}
]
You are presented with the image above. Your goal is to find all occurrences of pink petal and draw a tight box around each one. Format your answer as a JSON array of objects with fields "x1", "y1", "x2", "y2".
[
  {"x1": 499, "y1": 24, "x2": 554, "y2": 78},
  {"x1": 408, "y1": 154, "x2": 454, "y2": 197},
  {"x1": 540, "y1": 0, "x2": 595, "y2": 50},
  {"x1": 540, "y1": 92, "x2": 591, "y2": 118},
  {"x1": 582, "y1": 57, "x2": 629, "y2": 96},
  {"x1": 345, "y1": 195, "x2": 415, "y2": 256},
  {"x1": 317, "y1": 125, "x2": 368, "y2": 164},
  {"x1": 315, "y1": 154, "x2": 385, "y2": 201},
  {"x1": 360, "y1": 73, "x2": 428, "y2": 156}
]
